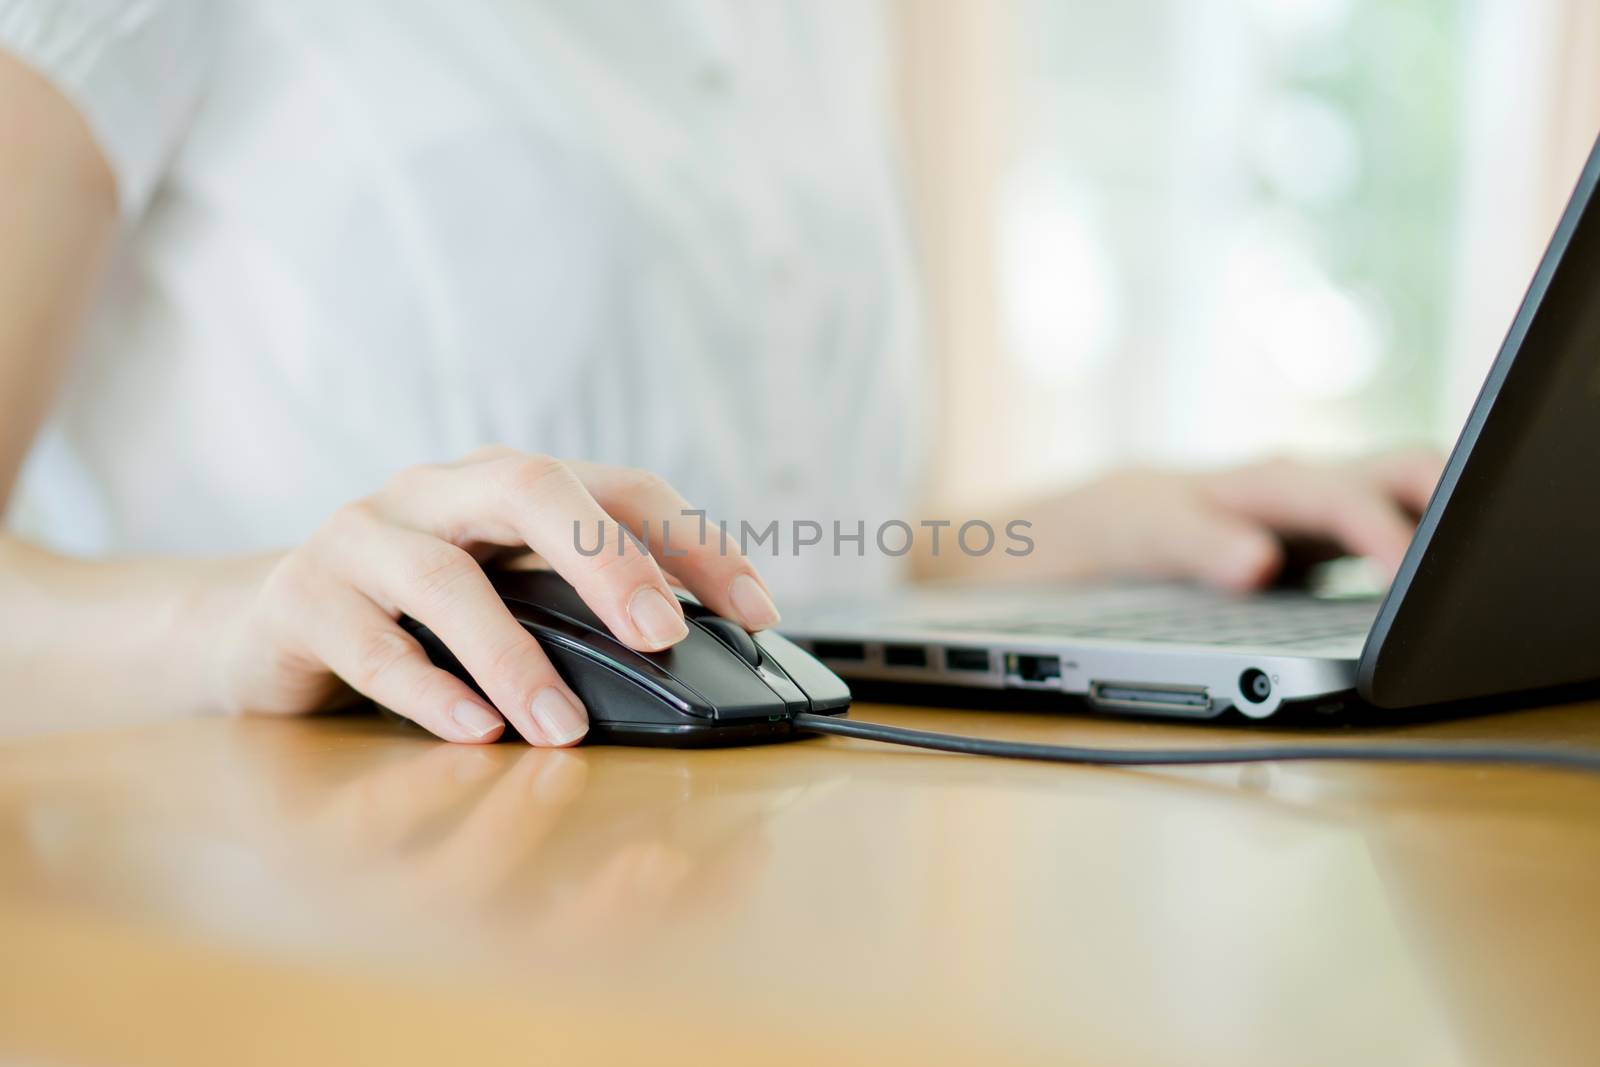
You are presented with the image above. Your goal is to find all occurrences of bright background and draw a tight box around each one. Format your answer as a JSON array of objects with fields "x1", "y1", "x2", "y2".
[{"x1": 897, "y1": 0, "x2": 1600, "y2": 510}]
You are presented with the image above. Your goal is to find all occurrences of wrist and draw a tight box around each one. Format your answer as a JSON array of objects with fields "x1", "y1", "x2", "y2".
[{"x1": 163, "y1": 552, "x2": 285, "y2": 717}]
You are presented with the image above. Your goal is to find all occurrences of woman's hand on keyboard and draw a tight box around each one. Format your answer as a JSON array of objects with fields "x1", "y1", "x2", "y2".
[{"x1": 915, "y1": 448, "x2": 1444, "y2": 592}]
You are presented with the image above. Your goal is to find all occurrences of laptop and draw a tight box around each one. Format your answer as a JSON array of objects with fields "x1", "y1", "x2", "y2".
[{"x1": 781, "y1": 132, "x2": 1600, "y2": 720}]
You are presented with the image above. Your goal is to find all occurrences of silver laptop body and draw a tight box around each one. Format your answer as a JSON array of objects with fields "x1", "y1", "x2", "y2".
[{"x1": 780, "y1": 580, "x2": 1379, "y2": 720}]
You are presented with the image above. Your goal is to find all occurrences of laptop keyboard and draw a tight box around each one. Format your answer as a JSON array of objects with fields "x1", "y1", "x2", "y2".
[{"x1": 922, "y1": 587, "x2": 1380, "y2": 652}]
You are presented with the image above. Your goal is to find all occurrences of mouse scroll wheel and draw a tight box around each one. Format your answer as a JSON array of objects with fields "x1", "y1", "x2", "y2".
[{"x1": 696, "y1": 617, "x2": 763, "y2": 667}]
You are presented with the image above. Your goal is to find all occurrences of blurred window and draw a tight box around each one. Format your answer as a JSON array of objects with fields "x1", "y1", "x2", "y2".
[{"x1": 1001, "y1": 0, "x2": 1467, "y2": 484}]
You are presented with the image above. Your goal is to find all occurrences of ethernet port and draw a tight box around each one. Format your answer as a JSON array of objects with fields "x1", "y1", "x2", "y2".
[{"x1": 1008, "y1": 654, "x2": 1061, "y2": 683}]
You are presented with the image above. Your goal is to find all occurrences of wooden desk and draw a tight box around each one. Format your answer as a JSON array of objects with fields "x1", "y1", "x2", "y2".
[{"x1": 3, "y1": 701, "x2": 1599, "y2": 1066}]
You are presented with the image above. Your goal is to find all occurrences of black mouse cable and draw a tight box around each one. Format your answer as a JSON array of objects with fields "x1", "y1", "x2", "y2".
[{"x1": 790, "y1": 713, "x2": 1600, "y2": 776}]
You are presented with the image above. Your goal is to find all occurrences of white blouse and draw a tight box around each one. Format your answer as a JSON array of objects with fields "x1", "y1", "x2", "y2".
[{"x1": 0, "y1": 0, "x2": 924, "y2": 599}]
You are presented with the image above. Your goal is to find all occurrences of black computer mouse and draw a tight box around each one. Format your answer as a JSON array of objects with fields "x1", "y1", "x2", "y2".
[{"x1": 401, "y1": 567, "x2": 851, "y2": 747}]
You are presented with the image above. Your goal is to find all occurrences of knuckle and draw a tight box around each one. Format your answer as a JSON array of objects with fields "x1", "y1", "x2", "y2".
[
  {"x1": 461, "y1": 444, "x2": 518, "y2": 464},
  {"x1": 400, "y1": 541, "x2": 478, "y2": 604},
  {"x1": 328, "y1": 499, "x2": 380, "y2": 534},
  {"x1": 614, "y1": 465, "x2": 671, "y2": 498},
  {"x1": 381, "y1": 464, "x2": 437, "y2": 499},
  {"x1": 586, "y1": 544, "x2": 649, "y2": 579},
  {"x1": 321, "y1": 499, "x2": 387, "y2": 547},
  {"x1": 484, "y1": 634, "x2": 556, "y2": 690},
  {"x1": 497, "y1": 453, "x2": 574, "y2": 497},
  {"x1": 581, "y1": 525, "x2": 653, "y2": 577},
  {"x1": 353, "y1": 628, "x2": 418, "y2": 687},
  {"x1": 308, "y1": 501, "x2": 381, "y2": 559}
]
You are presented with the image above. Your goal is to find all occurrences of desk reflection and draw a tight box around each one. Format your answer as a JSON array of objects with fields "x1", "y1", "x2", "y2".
[
  {"x1": 3, "y1": 715, "x2": 814, "y2": 967},
  {"x1": 4, "y1": 703, "x2": 1600, "y2": 1066}
]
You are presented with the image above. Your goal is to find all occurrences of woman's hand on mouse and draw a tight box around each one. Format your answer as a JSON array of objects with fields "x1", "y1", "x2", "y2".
[{"x1": 209, "y1": 449, "x2": 780, "y2": 747}]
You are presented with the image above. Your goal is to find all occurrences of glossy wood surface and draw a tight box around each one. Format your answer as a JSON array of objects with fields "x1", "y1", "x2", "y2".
[{"x1": 4, "y1": 700, "x2": 1600, "y2": 1066}]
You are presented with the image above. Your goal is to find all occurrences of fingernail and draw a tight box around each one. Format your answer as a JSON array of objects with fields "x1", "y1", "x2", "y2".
[
  {"x1": 530, "y1": 688, "x2": 588, "y2": 746},
  {"x1": 451, "y1": 700, "x2": 505, "y2": 740},
  {"x1": 728, "y1": 573, "x2": 781, "y2": 630},
  {"x1": 629, "y1": 586, "x2": 689, "y2": 648}
]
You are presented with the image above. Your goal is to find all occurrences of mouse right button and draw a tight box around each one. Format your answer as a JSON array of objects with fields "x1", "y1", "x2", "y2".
[
  {"x1": 753, "y1": 630, "x2": 852, "y2": 713},
  {"x1": 695, "y1": 617, "x2": 762, "y2": 667}
]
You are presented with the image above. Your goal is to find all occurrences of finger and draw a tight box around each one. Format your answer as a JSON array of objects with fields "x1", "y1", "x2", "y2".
[
  {"x1": 322, "y1": 511, "x2": 589, "y2": 747},
  {"x1": 1319, "y1": 489, "x2": 1417, "y2": 577},
  {"x1": 1362, "y1": 448, "x2": 1445, "y2": 516},
  {"x1": 308, "y1": 589, "x2": 508, "y2": 744},
  {"x1": 314, "y1": 743, "x2": 500, "y2": 853},
  {"x1": 569, "y1": 462, "x2": 781, "y2": 631},
  {"x1": 534, "y1": 839, "x2": 694, "y2": 946},
  {"x1": 1153, "y1": 504, "x2": 1284, "y2": 592},
  {"x1": 1205, "y1": 462, "x2": 1416, "y2": 574},
  {"x1": 379, "y1": 457, "x2": 689, "y2": 652},
  {"x1": 414, "y1": 749, "x2": 588, "y2": 906}
]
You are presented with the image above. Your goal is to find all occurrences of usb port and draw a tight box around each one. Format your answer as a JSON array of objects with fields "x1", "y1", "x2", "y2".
[
  {"x1": 811, "y1": 641, "x2": 867, "y2": 662},
  {"x1": 883, "y1": 645, "x2": 929, "y2": 668},
  {"x1": 1007, "y1": 654, "x2": 1061, "y2": 683},
  {"x1": 943, "y1": 647, "x2": 991, "y2": 673}
]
